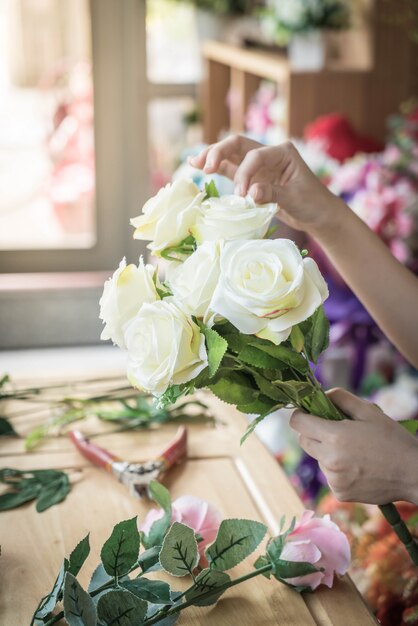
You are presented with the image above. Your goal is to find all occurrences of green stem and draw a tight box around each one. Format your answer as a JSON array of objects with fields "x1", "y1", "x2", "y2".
[
  {"x1": 379, "y1": 503, "x2": 418, "y2": 565},
  {"x1": 143, "y1": 564, "x2": 273, "y2": 626}
]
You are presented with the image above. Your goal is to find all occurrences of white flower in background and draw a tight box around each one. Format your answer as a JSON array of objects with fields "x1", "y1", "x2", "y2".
[
  {"x1": 373, "y1": 376, "x2": 418, "y2": 422},
  {"x1": 271, "y1": 0, "x2": 308, "y2": 27},
  {"x1": 166, "y1": 241, "x2": 221, "y2": 319},
  {"x1": 125, "y1": 299, "x2": 208, "y2": 395},
  {"x1": 190, "y1": 195, "x2": 276, "y2": 244},
  {"x1": 130, "y1": 179, "x2": 205, "y2": 254},
  {"x1": 99, "y1": 257, "x2": 159, "y2": 349},
  {"x1": 210, "y1": 239, "x2": 328, "y2": 345}
]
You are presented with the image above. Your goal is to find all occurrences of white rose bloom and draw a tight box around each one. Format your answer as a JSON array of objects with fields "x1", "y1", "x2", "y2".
[
  {"x1": 125, "y1": 299, "x2": 208, "y2": 395},
  {"x1": 273, "y1": 0, "x2": 307, "y2": 27},
  {"x1": 99, "y1": 257, "x2": 159, "y2": 349},
  {"x1": 210, "y1": 239, "x2": 328, "y2": 345},
  {"x1": 190, "y1": 195, "x2": 276, "y2": 244},
  {"x1": 166, "y1": 241, "x2": 221, "y2": 319},
  {"x1": 130, "y1": 179, "x2": 205, "y2": 254}
]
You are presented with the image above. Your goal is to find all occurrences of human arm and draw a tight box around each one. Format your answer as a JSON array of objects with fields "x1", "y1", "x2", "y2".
[
  {"x1": 190, "y1": 136, "x2": 418, "y2": 368},
  {"x1": 289, "y1": 388, "x2": 418, "y2": 505}
]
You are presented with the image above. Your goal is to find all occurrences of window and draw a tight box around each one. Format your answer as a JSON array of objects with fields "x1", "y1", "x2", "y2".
[{"x1": 0, "y1": 0, "x2": 201, "y2": 348}]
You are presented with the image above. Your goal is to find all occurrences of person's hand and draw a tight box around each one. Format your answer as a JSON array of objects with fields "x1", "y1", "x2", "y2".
[
  {"x1": 289, "y1": 388, "x2": 418, "y2": 505},
  {"x1": 189, "y1": 135, "x2": 345, "y2": 236}
]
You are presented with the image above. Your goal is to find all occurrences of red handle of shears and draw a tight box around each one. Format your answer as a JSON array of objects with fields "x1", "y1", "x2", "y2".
[
  {"x1": 69, "y1": 430, "x2": 121, "y2": 471},
  {"x1": 157, "y1": 426, "x2": 188, "y2": 471}
]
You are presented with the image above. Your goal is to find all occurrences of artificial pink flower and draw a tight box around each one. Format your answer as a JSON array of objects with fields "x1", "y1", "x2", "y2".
[
  {"x1": 280, "y1": 510, "x2": 350, "y2": 590},
  {"x1": 141, "y1": 495, "x2": 222, "y2": 558}
]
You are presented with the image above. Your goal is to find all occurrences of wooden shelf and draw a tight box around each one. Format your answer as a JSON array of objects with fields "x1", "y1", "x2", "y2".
[{"x1": 201, "y1": 5, "x2": 418, "y2": 144}]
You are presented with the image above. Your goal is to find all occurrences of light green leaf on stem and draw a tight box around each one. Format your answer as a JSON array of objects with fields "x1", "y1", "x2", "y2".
[
  {"x1": 206, "y1": 519, "x2": 267, "y2": 571},
  {"x1": 97, "y1": 589, "x2": 147, "y2": 626},
  {"x1": 100, "y1": 517, "x2": 140, "y2": 578},
  {"x1": 121, "y1": 578, "x2": 172, "y2": 605},
  {"x1": 185, "y1": 568, "x2": 231, "y2": 606},
  {"x1": 201, "y1": 326, "x2": 228, "y2": 378},
  {"x1": 63, "y1": 572, "x2": 97, "y2": 626},
  {"x1": 68, "y1": 533, "x2": 90, "y2": 577},
  {"x1": 143, "y1": 481, "x2": 172, "y2": 549},
  {"x1": 159, "y1": 521, "x2": 199, "y2": 577}
]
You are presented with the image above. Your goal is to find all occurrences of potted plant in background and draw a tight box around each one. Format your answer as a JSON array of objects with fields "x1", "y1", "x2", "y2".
[
  {"x1": 261, "y1": 0, "x2": 351, "y2": 71},
  {"x1": 169, "y1": 0, "x2": 259, "y2": 45}
]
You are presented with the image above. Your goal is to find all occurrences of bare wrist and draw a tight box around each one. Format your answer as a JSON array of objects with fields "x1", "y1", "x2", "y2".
[{"x1": 309, "y1": 193, "x2": 350, "y2": 244}]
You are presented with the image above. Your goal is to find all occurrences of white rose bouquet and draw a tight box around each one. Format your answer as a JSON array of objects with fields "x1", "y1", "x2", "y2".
[
  {"x1": 100, "y1": 179, "x2": 344, "y2": 440},
  {"x1": 100, "y1": 178, "x2": 418, "y2": 565}
]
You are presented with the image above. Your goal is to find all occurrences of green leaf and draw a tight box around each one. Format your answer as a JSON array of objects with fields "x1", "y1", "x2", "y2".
[
  {"x1": 36, "y1": 474, "x2": 70, "y2": 512},
  {"x1": 138, "y1": 546, "x2": 162, "y2": 573},
  {"x1": 253, "y1": 555, "x2": 272, "y2": 579},
  {"x1": 303, "y1": 306, "x2": 329, "y2": 364},
  {"x1": 121, "y1": 578, "x2": 172, "y2": 605},
  {"x1": 290, "y1": 325, "x2": 304, "y2": 353},
  {"x1": 0, "y1": 467, "x2": 71, "y2": 512},
  {"x1": 206, "y1": 519, "x2": 267, "y2": 571},
  {"x1": 399, "y1": 419, "x2": 418, "y2": 435},
  {"x1": 238, "y1": 345, "x2": 287, "y2": 370},
  {"x1": 253, "y1": 372, "x2": 289, "y2": 402},
  {"x1": 100, "y1": 517, "x2": 140, "y2": 578},
  {"x1": 249, "y1": 342, "x2": 309, "y2": 374},
  {"x1": 63, "y1": 572, "x2": 97, "y2": 626},
  {"x1": 204, "y1": 180, "x2": 220, "y2": 199},
  {"x1": 159, "y1": 521, "x2": 199, "y2": 577},
  {"x1": 143, "y1": 481, "x2": 172, "y2": 549},
  {"x1": 0, "y1": 483, "x2": 40, "y2": 511},
  {"x1": 88, "y1": 564, "x2": 113, "y2": 594},
  {"x1": 271, "y1": 380, "x2": 313, "y2": 404},
  {"x1": 237, "y1": 395, "x2": 276, "y2": 416},
  {"x1": 208, "y1": 372, "x2": 258, "y2": 407},
  {"x1": 185, "y1": 569, "x2": 231, "y2": 606},
  {"x1": 33, "y1": 561, "x2": 67, "y2": 620},
  {"x1": 68, "y1": 533, "x2": 90, "y2": 577},
  {"x1": 201, "y1": 326, "x2": 228, "y2": 378},
  {"x1": 240, "y1": 411, "x2": 274, "y2": 445},
  {"x1": 97, "y1": 589, "x2": 147, "y2": 626},
  {"x1": 0, "y1": 417, "x2": 18, "y2": 437},
  {"x1": 273, "y1": 559, "x2": 321, "y2": 580}
]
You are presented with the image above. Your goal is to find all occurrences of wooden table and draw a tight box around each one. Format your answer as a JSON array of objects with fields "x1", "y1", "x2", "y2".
[{"x1": 0, "y1": 372, "x2": 377, "y2": 625}]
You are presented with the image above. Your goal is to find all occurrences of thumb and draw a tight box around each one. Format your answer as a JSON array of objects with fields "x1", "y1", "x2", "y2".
[{"x1": 326, "y1": 387, "x2": 382, "y2": 422}]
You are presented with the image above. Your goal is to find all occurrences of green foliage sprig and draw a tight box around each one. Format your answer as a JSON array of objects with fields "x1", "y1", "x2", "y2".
[
  {"x1": 0, "y1": 376, "x2": 214, "y2": 451},
  {"x1": 31, "y1": 481, "x2": 320, "y2": 626},
  {"x1": 0, "y1": 468, "x2": 70, "y2": 513}
]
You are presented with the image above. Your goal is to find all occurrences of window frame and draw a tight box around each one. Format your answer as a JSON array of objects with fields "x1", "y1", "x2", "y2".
[{"x1": 0, "y1": 0, "x2": 151, "y2": 273}]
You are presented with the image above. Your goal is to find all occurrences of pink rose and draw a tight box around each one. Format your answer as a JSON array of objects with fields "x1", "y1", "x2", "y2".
[
  {"x1": 141, "y1": 495, "x2": 222, "y2": 559},
  {"x1": 280, "y1": 510, "x2": 350, "y2": 590}
]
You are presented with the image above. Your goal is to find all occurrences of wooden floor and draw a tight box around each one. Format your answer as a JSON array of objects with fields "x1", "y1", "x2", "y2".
[{"x1": 0, "y1": 359, "x2": 377, "y2": 625}]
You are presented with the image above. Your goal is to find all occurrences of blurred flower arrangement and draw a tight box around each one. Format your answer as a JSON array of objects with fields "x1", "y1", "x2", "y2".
[
  {"x1": 245, "y1": 80, "x2": 287, "y2": 144},
  {"x1": 42, "y1": 61, "x2": 95, "y2": 235},
  {"x1": 262, "y1": 0, "x2": 350, "y2": 45},
  {"x1": 317, "y1": 496, "x2": 418, "y2": 626}
]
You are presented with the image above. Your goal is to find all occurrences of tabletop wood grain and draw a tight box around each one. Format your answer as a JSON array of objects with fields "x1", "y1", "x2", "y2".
[{"x1": 0, "y1": 379, "x2": 377, "y2": 626}]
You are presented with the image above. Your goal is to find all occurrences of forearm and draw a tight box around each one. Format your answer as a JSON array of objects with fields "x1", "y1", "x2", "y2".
[{"x1": 312, "y1": 197, "x2": 418, "y2": 369}]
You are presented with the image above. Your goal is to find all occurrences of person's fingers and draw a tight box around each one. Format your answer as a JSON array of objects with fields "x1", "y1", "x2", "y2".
[
  {"x1": 202, "y1": 135, "x2": 249, "y2": 174},
  {"x1": 188, "y1": 145, "x2": 211, "y2": 169},
  {"x1": 233, "y1": 144, "x2": 291, "y2": 196},
  {"x1": 290, "y1": 409, "x2": 342, "y2": 441},
  {"x1": 217, "y1": 159, "x2": 238, "y2": 180},
  {"x1": 326, "y1": 387, "x2": 381, "y2": 422},
  {"x1": 298, "y1": 434, "x2": 324, "y2": 460},
  {"x1": 248, "y1": 182, "x2": 279, "y2": 204}
]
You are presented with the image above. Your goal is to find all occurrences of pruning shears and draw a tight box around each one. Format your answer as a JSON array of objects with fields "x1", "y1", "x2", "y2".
[{"x1": 69, "y1": 426, "x2": 187, "y2": 498}]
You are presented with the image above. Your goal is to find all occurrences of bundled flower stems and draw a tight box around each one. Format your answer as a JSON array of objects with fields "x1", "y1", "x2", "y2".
[{"x1": 100, "y1": 178, "x2": 418, "y2": 566}]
